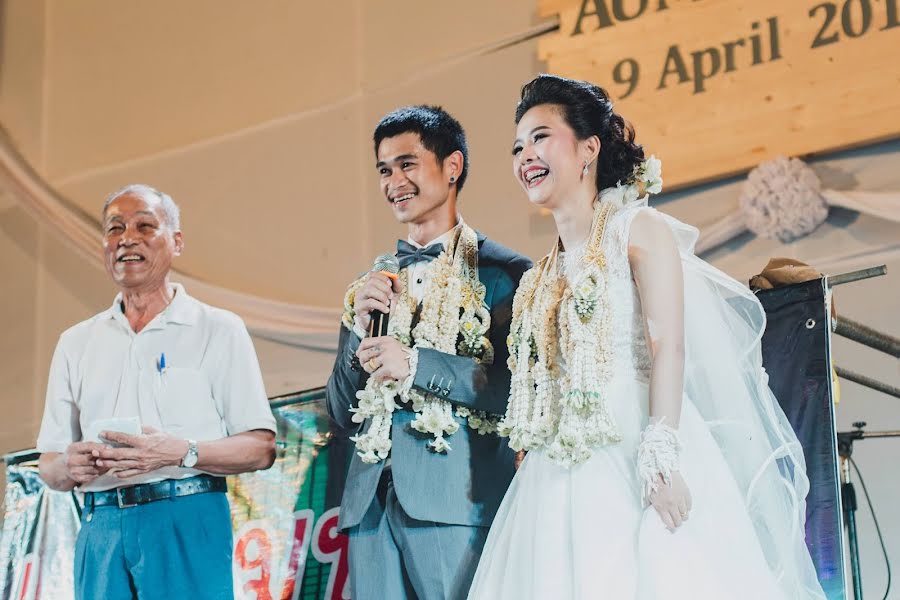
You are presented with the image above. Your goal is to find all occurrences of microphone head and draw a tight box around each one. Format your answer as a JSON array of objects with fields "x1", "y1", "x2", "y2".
[{"x1": 372, "y1": 253, "x2": 400, "y2": 275}]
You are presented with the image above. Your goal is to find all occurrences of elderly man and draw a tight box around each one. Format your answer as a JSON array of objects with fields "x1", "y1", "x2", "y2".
[{"x1": 36, "y1": 184, "x2": 276, "y2": 600}]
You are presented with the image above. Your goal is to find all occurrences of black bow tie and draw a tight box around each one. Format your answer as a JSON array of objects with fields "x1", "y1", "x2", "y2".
[{"x1": 397, "y1": 240, "x2": 443, "y2": 269}]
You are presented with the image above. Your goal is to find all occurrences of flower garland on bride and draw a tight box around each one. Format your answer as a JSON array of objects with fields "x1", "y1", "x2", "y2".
[{"x1": 498, "y1": 156, "x2": 663, "y2": 468}]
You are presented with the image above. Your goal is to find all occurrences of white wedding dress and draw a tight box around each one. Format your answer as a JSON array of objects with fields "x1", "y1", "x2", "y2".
[{"x1": 468, "y1": 199, "x2": 826, "y2": 599}]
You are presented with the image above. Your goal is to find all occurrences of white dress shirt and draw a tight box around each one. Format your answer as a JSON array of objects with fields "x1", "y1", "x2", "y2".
[
  {"x1": 404, "y1": 218, "x2": 464, "y2": 303},
  {"x1": 36, "y1": 283, "x2": 276, "y2": 491}
]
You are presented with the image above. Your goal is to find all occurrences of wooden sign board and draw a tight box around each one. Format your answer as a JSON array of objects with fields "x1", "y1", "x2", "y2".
[{"x1": 537, "y1": 0, "x2": 900, "y2": 189}]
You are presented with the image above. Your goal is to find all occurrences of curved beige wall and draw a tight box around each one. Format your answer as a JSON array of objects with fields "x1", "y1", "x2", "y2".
[{"x1": 26, "y1": 1, "x2": 552, "y2": 309}]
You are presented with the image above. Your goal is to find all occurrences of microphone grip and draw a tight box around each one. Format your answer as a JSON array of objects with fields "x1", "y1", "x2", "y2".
[
  {"x1": 369, "y1": 310, "x2": 390, "y2": 337},
  {"x1": 368, "y1": 268, "x2": 397, "y2": 337}
]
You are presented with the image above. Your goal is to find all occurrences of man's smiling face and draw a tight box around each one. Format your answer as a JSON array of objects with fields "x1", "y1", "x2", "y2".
[{"x1": 376, "y1": 132, "x2": 451, "y2": 226}]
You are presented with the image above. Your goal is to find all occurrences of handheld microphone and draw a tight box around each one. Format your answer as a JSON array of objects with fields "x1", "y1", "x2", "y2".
[{"x1": 369, "y1": 253, "x2": 400, "y2": 337}]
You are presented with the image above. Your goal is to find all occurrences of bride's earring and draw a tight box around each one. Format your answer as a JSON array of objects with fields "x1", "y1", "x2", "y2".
[{"x1": 581, "y1": 161, "x2": 589, "y2": 180}]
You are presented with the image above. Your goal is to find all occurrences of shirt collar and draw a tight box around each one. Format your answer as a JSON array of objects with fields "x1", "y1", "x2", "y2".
[
  {"x1": 407, "y1": 215, "x2": 465, "y2": 249},
  {"x1": 106, "y1": 283, "x2": 200, "y2": 329}
]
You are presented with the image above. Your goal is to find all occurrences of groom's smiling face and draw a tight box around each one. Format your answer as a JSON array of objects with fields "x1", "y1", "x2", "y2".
[{"x1": 376, "y1": 132, "x2": 450, "y2": 226}]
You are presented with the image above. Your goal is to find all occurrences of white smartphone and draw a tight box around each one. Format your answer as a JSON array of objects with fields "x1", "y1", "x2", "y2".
[{"x1": 84, "y1": 417, "x2": 142, "y2": 447}]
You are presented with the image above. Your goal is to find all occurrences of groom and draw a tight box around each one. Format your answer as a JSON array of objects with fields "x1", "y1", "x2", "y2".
[{"x1": 325, "y1": 105, "x2": 531, "y2": 600}]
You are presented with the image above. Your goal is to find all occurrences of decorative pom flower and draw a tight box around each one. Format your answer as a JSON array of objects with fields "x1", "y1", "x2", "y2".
[{"x1": 739, "y1": 156, "x2": 828, "y2": 242}]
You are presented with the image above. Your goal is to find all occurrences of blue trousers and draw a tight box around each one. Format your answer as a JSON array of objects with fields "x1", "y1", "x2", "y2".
[
  {"x1": 347, "y1": 473, "x2": 489, "y2": 600},
  {"x1": 75, "y1": 491, "x2": 233, "y2": 600}
]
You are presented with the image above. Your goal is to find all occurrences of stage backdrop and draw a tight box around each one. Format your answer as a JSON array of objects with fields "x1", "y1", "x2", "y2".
[
  {"x1": 538, "y1": 0, "x2": 900, "y2": 188},
  {"x1": 0, "y1": 390, "x2": 353, "y2": 600}
]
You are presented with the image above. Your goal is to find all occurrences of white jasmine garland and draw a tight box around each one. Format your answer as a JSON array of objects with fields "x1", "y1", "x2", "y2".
[
  {"x1": 342, "y1": 225, "x2": 500, "y2": 463},
  {"x1": 399, "y1": 347, "x2": 418, "y2": 398},
  {"x1": 500, "y1": 203, "x2": 621, "y2": 468},
  {"x1": 499, "y1": 157, "x2": 664, "y2": 468},
  {"x1": 348, "y1": 380, "x2": 400, "y2": 463}
]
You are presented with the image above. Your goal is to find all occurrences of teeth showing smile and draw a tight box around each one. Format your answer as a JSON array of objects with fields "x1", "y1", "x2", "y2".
[
  {"x1": 392, "y1": 193, "x2": 416, "y2": 203},
  {"x1": 525, "y1": 168, "x2": 548, "y2": 185},
  {"x1": 119, "y1": 255, "x2": 144, "y2": 262}
]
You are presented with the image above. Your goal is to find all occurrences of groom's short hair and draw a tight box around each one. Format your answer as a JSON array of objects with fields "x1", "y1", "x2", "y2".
[{"x1": 373, "y1": 105, "x2": 470, "y2": 192}]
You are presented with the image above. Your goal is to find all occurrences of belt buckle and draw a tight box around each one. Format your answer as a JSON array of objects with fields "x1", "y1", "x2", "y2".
[{"x1": 116, "y1": 487, "x2": 138, "y2": 509}]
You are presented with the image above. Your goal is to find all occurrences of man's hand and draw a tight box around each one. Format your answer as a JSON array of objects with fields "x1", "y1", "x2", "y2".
[
  {"x1": 93, "y1": 426, "x2": 189, "y2": 479},
  {"x1": 357, "y1": 336, "x2": 411, "y2": 382},
  {"x1": 353, "y1": 272, "x2": 402, "y2": 333},
  {"x1": 648, "y1": 471, "x2": 692, "y2": 531},
  {"x1": 62, "y1": 442, "x2": 110, "y2": 485}
]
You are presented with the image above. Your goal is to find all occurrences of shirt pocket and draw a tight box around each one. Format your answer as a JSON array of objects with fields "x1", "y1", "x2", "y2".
[{"x1": 157, "y1": 367, "x2": 222, "y2": 439}]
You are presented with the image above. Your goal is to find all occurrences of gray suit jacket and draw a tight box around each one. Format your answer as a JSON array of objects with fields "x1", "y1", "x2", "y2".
[{"x1": 326, "y1": 234, "x2": 531, "y2": 529}]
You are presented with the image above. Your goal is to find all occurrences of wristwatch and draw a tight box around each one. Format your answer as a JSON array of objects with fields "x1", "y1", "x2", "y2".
[{"x1": 180, "y1": 440, "x2": 199, "y2": 468}]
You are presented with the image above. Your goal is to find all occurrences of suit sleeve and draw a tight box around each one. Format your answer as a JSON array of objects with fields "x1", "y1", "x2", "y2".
[
  {"x1": 411, "y1": 256, "x2": 530, "y2": 416},
  {"x1": 325, "y1": 324, "x2": 369, "y2": 431}
]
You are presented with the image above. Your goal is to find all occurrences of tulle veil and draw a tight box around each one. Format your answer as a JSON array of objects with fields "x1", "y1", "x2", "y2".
[{"x1": 642, "y1": 196, "x2": 826, "y2": 598}]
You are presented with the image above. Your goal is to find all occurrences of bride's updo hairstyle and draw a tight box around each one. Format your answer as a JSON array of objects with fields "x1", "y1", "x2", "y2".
[{"x1": 515, "y1": 74, "x2": 644, "y2": 191}]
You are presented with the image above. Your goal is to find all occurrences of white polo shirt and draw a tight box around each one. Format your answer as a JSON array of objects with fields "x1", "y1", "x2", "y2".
[{"x1": 36, "y1": 283, "x2": 277, "y2": 491}]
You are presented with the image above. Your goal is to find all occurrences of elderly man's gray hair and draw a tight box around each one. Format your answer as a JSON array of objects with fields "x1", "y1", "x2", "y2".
[{"x1": 103, "y1": 184, "x2": 181, "y2": 231}]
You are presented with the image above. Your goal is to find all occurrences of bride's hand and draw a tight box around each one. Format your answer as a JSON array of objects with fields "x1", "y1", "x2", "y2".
[{"x1": 648, "y1": 471, "x2": 692, "y2": 531}]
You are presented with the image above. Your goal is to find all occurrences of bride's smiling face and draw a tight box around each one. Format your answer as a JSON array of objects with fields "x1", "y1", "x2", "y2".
[{"x1": 512, "y1": 104, "x2": 588, "y2": 210}]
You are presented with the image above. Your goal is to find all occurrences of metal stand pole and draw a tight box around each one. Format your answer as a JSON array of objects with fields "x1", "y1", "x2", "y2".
[
  {"x1": 837, "y1": 423, "x2": 900, "y2": 599},
  {"x1": 826, "y1": 265, "x2": 887, "y2": 287},
  {"x1": 839, "y1": 447, "x2": 864, "y2": 600}
]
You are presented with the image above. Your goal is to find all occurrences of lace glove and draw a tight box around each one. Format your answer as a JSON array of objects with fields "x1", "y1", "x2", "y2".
[
  {"x1": 637, "y1": 419, "x2": 692, "y2": 530},
  {"x1": 637, "y1": 419, "x2": 682, "y2": 502}
]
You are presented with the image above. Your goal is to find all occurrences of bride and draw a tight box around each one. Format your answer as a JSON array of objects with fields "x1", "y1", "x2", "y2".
[{"x1": 467, "y1": 74, "x2": 826, "y2": 599}]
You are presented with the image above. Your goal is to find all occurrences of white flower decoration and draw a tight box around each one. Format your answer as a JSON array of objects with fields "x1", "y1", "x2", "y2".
[
  {"x1": 641, "y1": 155, "x2": 663, "y2": 194},
  {"x1": 343, "y1": 225, "x2": 502, "y2": 463},
  {"x1": 430, "y1": 437, "x2": 451, "y2": 453}
]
